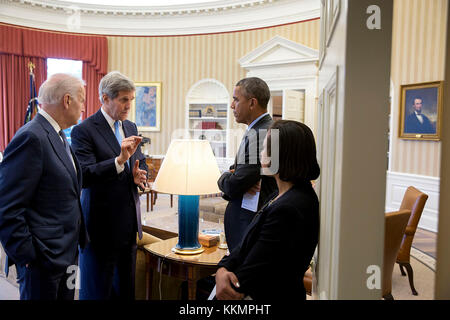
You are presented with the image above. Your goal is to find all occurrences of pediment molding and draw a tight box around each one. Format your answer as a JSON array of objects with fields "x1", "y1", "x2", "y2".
[{"x1": 239, "y1": 35, "x2": 319, "y2": 69}]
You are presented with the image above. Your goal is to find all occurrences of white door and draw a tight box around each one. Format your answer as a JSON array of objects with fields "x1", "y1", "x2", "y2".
[
  {"x1": 314, "y1": 0, "x2": 393, "y2": 299},
  {"x1": 282, "y1": 89, "x2": 305, "y2": 122}
]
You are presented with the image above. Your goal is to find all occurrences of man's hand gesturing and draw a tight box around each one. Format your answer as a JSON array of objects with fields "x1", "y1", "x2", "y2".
[{"x1": 117, "y1": 136, "x2": 142, "y2": 166}]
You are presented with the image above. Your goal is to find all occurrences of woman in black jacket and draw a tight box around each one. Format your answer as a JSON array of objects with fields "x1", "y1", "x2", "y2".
[{"x1": 215, "y1": 120, "x2": 320, "y2": 300}]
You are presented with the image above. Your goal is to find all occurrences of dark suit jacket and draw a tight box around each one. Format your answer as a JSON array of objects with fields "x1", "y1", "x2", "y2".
[
  {"x1": 217, "y1": 181, "x2": 319, "y2": 300},
  {"x1": 218, "y1": 114, "x2": 277, "y2": 251},
  {"x1": 404, "y1": 112, "x2": 435, "y2": 134},
  {"x1": 0, "y1": 114, "x2": 86, "y2": 275},
  {"x1": 71, "y1": 110, "x2": 147, "y2": 252}
]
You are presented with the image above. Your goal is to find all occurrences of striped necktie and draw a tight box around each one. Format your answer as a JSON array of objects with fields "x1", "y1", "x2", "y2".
[{"x1": 59, "y1": 130, "x2": 76, "y2": 172}]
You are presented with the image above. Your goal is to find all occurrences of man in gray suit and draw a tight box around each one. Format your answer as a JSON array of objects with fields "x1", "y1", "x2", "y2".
[{"x1": 218, "y1": 77, "x2": 278, "y2": 252}]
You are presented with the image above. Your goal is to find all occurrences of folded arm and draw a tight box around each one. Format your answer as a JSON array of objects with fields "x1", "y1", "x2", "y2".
[{"x1": 218, "y1": 164, "x2": 261, "y2": 200}]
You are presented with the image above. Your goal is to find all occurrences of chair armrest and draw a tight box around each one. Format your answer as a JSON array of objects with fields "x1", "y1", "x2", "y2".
[{"x1": 137, "y1": 232, "x2": 163, "y2": 247}]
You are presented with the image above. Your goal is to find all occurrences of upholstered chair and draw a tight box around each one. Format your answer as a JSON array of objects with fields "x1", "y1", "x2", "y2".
[
  {"x1": 396, "y1": 186, "x2": 428, "y2": 296},
  {"x1": 135, "y1": 232, "x2": 163, "y2": 300},
  {"x1": 135, "y1": 232, "x2": 185, "y2": 299},
  {"x1": 303, "y1": 268, "x2": 313, "y2": 296},
  {"x1": 382, "y1": 209, "x2": 411, "y2": 300}
]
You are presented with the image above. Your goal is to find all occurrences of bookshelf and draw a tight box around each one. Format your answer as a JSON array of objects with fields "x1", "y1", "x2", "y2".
[
  {"x1": 188, "y1": 103, "x2": 227, "y2": 158},
  {"x1": 186, "y1": 79, "x2": 230, "y2": 161}
]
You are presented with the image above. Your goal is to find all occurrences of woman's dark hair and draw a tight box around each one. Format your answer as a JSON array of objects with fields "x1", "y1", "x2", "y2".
[{"x1": 266, "y1": 120, "x2": 320, "y2": 182}]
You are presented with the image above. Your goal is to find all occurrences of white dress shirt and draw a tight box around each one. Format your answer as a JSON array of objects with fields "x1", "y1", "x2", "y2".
[
  {"x1": 414, "y1": 111, "x2": 424, "y2": 124},
  {"x1": 100, "y1": 107, "x2": 126, "y2": 174},
  {"x1": 39, "y1": 109, "x2": 77, "y2": 172}
]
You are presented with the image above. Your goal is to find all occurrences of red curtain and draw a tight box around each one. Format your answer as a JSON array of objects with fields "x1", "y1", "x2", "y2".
[
  {"x1": 0, "y1": 55, "x2": 47, "y2": 151},
  {"x1": 82, "y1": 63, "x2": 104, "y2": 117},
  {"x1": 0, "y1": 24, "x2": 108, "y2": 151}
]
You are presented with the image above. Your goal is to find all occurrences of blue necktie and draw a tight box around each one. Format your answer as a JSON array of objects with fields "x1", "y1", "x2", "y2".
[
  {"x1": 114, "y1": 120, "x2": 129, "y2": 168},
  {"x1": 114, "y1": 120, "x2": 122, "y2": 145}
]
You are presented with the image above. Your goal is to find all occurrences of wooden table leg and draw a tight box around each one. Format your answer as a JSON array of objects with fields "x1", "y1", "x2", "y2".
[
  {"x1": 170, "y1": 195, "x2": 173, "y2": 208},
  {"x1": 187, "y1": 266, "x2": 197, "y2": 300},
  {"x1": 146, "y1": 193, "x2": 149, "y2": 212},
  {"x1": 151, "y1": 191, "x2": 154, "y2": 211}
]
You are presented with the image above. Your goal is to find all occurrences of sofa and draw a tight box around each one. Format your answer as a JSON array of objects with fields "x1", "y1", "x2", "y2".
[{"x1": 199, "y1": 193, "x2": 228, "y2": 223}]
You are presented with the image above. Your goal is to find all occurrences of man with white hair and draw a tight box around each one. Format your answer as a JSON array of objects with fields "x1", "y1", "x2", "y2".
[
  {"x1": 0, "y1": 73, "x2": 88, "y2": 300},
  {"x1": 71, "y1": 71, "x2": 148, "y2": 300}
]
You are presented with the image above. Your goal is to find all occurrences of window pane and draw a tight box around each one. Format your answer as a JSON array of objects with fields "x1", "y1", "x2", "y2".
[{"x1": 46, "y1": 58, "x2": 83, "y2": 144}]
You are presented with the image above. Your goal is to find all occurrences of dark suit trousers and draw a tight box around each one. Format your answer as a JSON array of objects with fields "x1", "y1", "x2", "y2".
[
  {"x1": 79, "y1": 239, "x2": 137, "y2": 300},
  {"x1": 16, "y1": 256, "x2": 78, "y2": 300}
]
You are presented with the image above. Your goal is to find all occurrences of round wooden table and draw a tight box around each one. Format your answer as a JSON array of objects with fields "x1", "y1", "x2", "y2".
[{"x1": 144, "y1": 237, "x2": 227, "y2": 300}]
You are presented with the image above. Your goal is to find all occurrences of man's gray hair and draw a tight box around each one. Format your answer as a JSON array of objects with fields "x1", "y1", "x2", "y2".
[
  {"x1": 38, "y1": 73, "x2": 85, "y2": 106},
  {"x1": 99, "y1": 71, "x2": 135, "y2": 103},
  {"x1": 236, "y1": 77, "x2": 270, "y2": 109}
]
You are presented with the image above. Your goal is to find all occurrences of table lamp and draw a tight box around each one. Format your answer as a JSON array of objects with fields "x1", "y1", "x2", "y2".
[{"x1": 152, "y1": 139, "x2": 221, "y2": 254}]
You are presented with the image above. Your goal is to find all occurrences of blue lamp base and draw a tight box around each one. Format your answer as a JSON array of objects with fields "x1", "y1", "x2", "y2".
[{"x1": 174, "y1": 195, "x2": 204, "y2": 255}]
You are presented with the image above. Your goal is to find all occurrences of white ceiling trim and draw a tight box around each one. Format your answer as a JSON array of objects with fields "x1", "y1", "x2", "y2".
[
  {"x1": 0, "y1": 0, "x2": 320, "y2": 35},
  {"x1": 6, "y1": 0, "x2": 285, "y2": 15}
]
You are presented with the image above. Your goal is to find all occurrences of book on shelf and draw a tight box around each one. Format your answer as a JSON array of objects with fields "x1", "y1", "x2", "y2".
[
  {"x1": 217, "y1": 109, "x2": 227, "y2": 118},
  {"x1": 201, "y1": 121, "x2": 217, "y2": 129},
  {"x1": 189, "y1": 109, "x2": 202, "y2": 117}
]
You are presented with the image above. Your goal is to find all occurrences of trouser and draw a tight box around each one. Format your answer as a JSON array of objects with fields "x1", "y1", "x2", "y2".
[
  {"x1": 79, "y1": 240, "x2": 137, "y2": 300},
  {"x1": 16, "y1": 259, "x2": 77, "y2": 300}
]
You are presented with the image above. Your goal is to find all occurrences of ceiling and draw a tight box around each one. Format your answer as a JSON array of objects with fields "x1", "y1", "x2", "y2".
[
  {"x1": 56, "y1": 0, "x2": 223, "y2": 6},
  {"x1": 0, "y1": 0, "x2": 320, "y2": 35}
]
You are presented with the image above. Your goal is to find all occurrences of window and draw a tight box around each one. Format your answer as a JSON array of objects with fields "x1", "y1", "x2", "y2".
[{"x1": 46, "y1": 58, "x2": 83, "y2": 144}]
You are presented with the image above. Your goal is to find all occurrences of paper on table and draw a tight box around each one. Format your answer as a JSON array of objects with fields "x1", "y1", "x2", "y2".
[
  {"x1": 208, "y1": 285, "x2": 216, "y2": 300},
  {"x1": 241, "y1": 191, "x2": 260, "y2": 212}
]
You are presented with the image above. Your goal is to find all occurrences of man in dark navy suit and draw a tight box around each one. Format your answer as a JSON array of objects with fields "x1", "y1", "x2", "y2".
[
  {"x1": 0, "y1": 73, "x2": 88, "y2": 300},
  {"x1": 71, "y1": 71, "x2": 148, "y2": 300},
  {"x1": 404, "y1": 97, "x2": 435, "y2": 134},
  {"x1": 218, "y1": 77, "x2": 277, "y2": 252}
]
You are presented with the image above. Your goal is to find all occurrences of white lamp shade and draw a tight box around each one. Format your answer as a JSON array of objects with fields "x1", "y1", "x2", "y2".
[{"x1": 152, "y1": 139, "x2": 221, "y2": 195}]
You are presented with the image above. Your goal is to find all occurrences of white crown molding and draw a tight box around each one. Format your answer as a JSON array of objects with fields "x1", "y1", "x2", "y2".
[{"x1": 0, "y1": 0, "x2": 320, "y2": 35}]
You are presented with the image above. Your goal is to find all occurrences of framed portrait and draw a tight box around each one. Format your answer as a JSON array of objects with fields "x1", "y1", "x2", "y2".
[
  {"x1": 129, "y1": 82, "x2": 161, "y2": 132},
  {"x1": 399, "y1": 81, "x2": 443, "y2": 141}
]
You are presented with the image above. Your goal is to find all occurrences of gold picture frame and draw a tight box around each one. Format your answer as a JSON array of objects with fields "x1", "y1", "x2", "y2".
[
  {"x1": 129, "y1": 82, "x2": 161, "y2": 132},
  {"x1": 399, "y1": 81, "x2": 443, "y2": 141}
]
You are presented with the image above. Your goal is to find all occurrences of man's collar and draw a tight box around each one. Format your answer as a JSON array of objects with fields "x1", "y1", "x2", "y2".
[
  {"x1": 247, "y1": 112, "x2": 269, "y2": 131},
  {"x1": 39, "y1": 109, "x2": 61, "y2": 133},
  {"x1": 101, "y1": 107, "x2": 120, "y2": 128}
]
